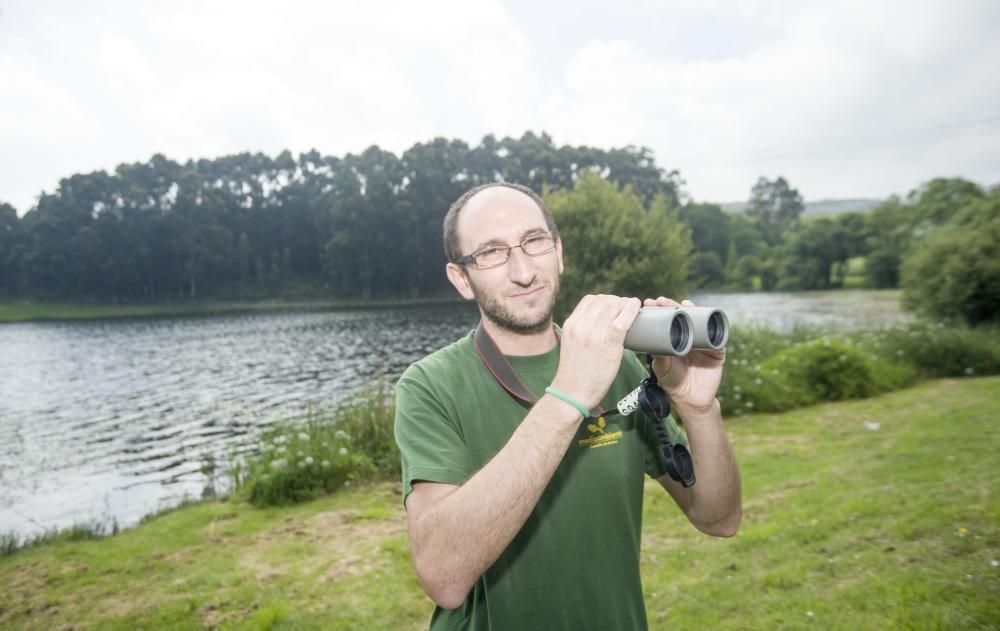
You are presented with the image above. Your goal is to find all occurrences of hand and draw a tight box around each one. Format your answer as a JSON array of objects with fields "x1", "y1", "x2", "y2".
[
  {"x1": 644, "y1": 297, "x2": 726, "y2": 412},
  {"x1": 551, "y1": 294, "x2": 641, "y2": 410}
]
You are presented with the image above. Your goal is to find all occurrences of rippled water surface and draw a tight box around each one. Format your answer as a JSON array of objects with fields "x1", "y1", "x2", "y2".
[
  {"x1": 0, "y1": 291, "x2": 911, "y2": 537},
  {"x1": 0, "y1": 304, "x2": 479, "y2": 537}
]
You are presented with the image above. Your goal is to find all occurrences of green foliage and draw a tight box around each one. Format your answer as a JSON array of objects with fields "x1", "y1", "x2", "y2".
[
  {"x1": 745, "y1": 176, "x2": 804, "y2": 244},
  {"x1": 0, "y1": 134, "x2": 682, "y2": 303},
  {"x1": 689, "y1": 251, "x2": 725, "y2": 287},
  {"x1": 900, "y1": 191, "x2": 1000, "y2": 325},
  {"x1": 1, "y1": 519, "x2": 119, "y2": 558},
  {"x1": 545, "y1": 173, "x2": 691, "y2": 319},
  {"x1": 679, "y1": 202, "x2": 730, "y2": 263},
  {"x1": 864, "y1": 246, "x2": 900, "y2": 288},
  {"x1": 237, "y1": 385, "x2": 398, "y2": 507},
  {"x1": 871, "y1": 322, "x2": 1000, "y2": 377},
  {"x1": 766, "y1": 338, "x2": 889, "y2": 401},
  {"x1": 716, "y1": 327, "x2": 928, "y2": 415}
]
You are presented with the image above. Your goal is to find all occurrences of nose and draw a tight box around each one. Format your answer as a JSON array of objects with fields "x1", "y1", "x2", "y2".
[{"x1": 506, "y1": 245, "x2": 537, "y2": 286}]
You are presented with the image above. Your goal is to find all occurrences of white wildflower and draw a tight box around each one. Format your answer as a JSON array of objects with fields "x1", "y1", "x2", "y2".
[
  {"x1": 321, "y1": 460, "x2": 330, "y2": 468},
  {"x1": 297, "y1": 432, "x2": 310, "y2": 441},
  {"x1": 339, "y1": 447, "x2": 349, "y2": 456},
  {"x1": 335, "y1": 430, "x2": 350, "y2": 441},
  {"x1": 271, "y1": 459, "x2": 287, "y2": 470},
  {"x1": 304, "y1": 456, "x2": 314, "y2": 466}
]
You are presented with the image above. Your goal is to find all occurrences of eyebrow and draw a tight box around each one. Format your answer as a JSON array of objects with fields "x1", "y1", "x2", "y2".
[{"x1": 474, "y1": 228, "x2": 548, "y2": 251}]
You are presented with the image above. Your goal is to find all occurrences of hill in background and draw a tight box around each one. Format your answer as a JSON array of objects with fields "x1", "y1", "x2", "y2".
[{"x1": 718, "y1": 198, "x2": 882, "y2": 215}]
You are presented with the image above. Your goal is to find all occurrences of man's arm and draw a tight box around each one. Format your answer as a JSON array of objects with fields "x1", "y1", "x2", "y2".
[
  {"x1": 406, "y1": 394, "x2": 584, "y2": 609},
  {"x1": 643, "y1": 297, "x2": 742, "y2": 537},
  {"x1": 404, "y1": 295, "x2": 640, "y2": 609},
  {"x1": 657, "y1": 399, "x2": 741, "y2": 536}
]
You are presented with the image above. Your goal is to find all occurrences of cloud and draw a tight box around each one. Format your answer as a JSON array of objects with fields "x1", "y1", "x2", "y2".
[{"x1": 1, "y1": 0, "x2": 998, "y2": 213}]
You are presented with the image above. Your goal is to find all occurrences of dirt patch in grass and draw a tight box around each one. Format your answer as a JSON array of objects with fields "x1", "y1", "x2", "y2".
[{"x1": 239, "y1": 502, "x2": 407, "y2": 584}]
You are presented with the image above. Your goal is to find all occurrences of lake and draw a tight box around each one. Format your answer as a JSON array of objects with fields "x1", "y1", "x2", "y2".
[{"x1": 0, "y1": 290, "x2": 912, "y2": 538}]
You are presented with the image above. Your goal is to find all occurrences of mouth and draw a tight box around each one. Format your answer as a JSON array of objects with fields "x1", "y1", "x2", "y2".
[{"x1": 509, "y1": 286, "x2": 545, "y2": 299}]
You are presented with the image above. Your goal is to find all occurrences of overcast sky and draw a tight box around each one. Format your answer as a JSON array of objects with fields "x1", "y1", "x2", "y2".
[{"x1": 2, "y1": 0, "x2": 999, "y2": 214}]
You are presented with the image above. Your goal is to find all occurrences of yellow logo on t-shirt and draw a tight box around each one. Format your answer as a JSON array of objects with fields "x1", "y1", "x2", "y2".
[{"x1": 578, "y1": 416, "x2": 622, "y2": 449}]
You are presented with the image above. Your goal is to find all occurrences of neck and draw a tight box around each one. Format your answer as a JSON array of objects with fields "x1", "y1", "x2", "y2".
[{"x1": 480, "y1": 316, "x2": 558, "y2": 356}]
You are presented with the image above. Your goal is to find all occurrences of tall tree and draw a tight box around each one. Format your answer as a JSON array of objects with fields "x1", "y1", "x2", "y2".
[
  {"x1": 745, "y1": 176, "x2": 804, "y2": 245},
  {"x1": 545, "y1": 173, "x2": 692, "y2": 319}
]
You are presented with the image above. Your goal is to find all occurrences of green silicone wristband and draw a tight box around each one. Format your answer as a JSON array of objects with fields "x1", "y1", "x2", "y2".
[{"x1": 544, "y1": 386, "x2": 590, "y2": 419}]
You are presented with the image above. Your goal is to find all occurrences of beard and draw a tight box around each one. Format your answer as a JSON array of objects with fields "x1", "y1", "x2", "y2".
[{"x1": 468, "y1": 276, "x2": 560, "y2": 336}]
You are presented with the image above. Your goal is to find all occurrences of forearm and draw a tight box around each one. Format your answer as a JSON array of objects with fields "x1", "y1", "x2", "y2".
[
  {"x1": 664, "y1": 399, "x2": 741, "y2": 535},
  {"x1": 409, "y1": 395, "x2": 582, "y2": 608}
]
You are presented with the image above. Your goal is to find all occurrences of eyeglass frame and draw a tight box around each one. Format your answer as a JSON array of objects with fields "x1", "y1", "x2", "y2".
[{"x1": 454, "y1": 229, "x2": 560, "y2": 270}]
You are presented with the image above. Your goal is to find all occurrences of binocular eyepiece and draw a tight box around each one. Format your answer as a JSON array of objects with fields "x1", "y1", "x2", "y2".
[{"x1": 623, "y1": 306, "x2": 729, "y2": 356}]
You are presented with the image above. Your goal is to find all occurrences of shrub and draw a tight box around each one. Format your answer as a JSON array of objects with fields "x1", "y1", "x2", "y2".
[
  {"x1": 717, "y1": 326, "x2": 820, "y2": 415},
  {"x1": 718, "y1": 334, "x2": 916, "y2": 416},
  {"x1": 900, "y1": 191, "x2": 1000, "y2": 325},
  {"x1": 867, "y1": 322, "x2": 1000, "y2": 378},
  {"x1": 236, "y1": 383, "x2": 397, "y2": 507}
]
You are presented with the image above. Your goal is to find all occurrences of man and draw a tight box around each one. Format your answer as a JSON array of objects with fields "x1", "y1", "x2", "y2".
[{"x1": 394, "y1": 182, "x2": 741, "y2": 629}]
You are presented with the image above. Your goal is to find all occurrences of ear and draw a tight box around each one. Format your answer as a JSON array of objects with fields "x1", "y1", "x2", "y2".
[
  {"x1": 446, "y1": 262, "x2": 476, "y2": 300},
  {"x1": 556, "y1": 237, "x2": 564, "y2": 275}
]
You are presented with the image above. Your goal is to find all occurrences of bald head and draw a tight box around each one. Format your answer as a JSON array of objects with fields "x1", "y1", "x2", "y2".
[{"x1": 443, "y1": 182, "x2": 558, "y2": 264}]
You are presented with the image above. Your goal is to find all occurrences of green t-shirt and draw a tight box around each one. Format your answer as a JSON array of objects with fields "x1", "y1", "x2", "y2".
[{"x1": 394, "y1": 331, "x2": 687, "y2": 630}]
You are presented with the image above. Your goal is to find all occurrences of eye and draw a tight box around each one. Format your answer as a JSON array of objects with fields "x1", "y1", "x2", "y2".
[
  {"x1": 475, "y1": 246, "x2": 505, "y2": 263},
  {"x1": 522, "y1": 233, "x2": 554, "y2": 253}
]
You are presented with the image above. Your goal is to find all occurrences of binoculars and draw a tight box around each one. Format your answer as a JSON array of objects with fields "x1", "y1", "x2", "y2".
[{"x1": 623, "y1": 306, "x2": 729, "y2": 356}]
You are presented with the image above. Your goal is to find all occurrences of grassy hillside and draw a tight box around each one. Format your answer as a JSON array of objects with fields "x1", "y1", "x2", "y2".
[{"x1": 1, "y1": 377, "x2": 997, "y2": 630}]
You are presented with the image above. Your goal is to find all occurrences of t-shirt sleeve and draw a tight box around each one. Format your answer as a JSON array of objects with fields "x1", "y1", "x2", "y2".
[{"x1": 394, "y1": 365, "x2": 474, "y2": 501}]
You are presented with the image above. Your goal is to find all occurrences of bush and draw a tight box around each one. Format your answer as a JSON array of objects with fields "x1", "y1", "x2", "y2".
[
  {"x1": 866, "y1": 322, "x2": 1000, "y2": 378},
  {"x1": 717, "y1": 326, "x2": 818, "y2": 415},
  {"x1": 900, "y1": 192, "x2": 1000, "y2": 325},
  {"x1": 772, "y1": 338, "x2": 875, "y2": 399},
  {"x1": 717, "y1": 329, "x2": 918, "y2": 416},
  {"x1": 235, "y1": 383, "x2": 398, "y2": 507}
]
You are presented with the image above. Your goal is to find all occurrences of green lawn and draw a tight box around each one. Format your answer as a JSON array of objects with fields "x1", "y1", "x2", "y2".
[{"x1": 1, "y1": 377, "x2": 997, "y2": 629}]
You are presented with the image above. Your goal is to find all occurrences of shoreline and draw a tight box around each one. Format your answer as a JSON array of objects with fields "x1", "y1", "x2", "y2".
[
  {"x1": 0, "y1": 296, "x2": 467, "y2": 324},
  {"x1": 1, "y1": 377, "x2": 996, "y2": 628}
]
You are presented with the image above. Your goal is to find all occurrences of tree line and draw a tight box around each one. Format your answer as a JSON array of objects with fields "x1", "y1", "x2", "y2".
[
  {"x1": 0, "y1": 132, "x2": 996, "y2": 325},
  {"x1": 0, "y1": 133, "x2": 679, "y2": 302}
]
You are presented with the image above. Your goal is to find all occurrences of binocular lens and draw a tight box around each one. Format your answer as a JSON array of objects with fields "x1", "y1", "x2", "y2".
[
  {"x1": 707, "y1": 312, "x2": 725, "y2": 347},
  {"x1": 669, "y1": 317, "x2": 689, "y2": 353}
]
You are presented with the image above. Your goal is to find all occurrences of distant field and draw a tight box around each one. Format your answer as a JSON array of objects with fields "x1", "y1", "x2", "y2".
[{"x1": 1, "y1": 377, "x2": 996, "y2": 629}]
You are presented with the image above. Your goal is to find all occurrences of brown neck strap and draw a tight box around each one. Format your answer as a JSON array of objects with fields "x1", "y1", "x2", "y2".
[{"x1": 472, "y1": 320, "x2": 607, "y2": 418}]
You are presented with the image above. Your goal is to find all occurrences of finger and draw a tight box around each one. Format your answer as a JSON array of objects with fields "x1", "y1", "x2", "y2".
[
  {"x1": 655, "y1": 296, "x2": 680, "y2": 308},
  {"x1": 610, "y1": 297, "x2": 641, "y2": 338},
  {"x1": 681, "y1": 299, "x2": 695, "y2": 307}
]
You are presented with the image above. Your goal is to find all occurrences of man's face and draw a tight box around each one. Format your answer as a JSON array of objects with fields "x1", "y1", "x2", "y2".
[{"x1": 446, "y1": 188, "x2": 564, "y2": 335}]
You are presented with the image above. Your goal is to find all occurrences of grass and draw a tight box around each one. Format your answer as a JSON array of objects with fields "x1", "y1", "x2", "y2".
[
  {"x1": 1, "y1": 376, "x2": 996, "y2": 629},
  {"x1": 0, "y1": 297, "x2": 462, "y2": 323}
]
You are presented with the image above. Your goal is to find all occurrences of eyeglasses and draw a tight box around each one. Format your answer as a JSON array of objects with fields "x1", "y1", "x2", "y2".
[{"x1": 456, "y1": 231, "x2": 558, "y2": 270}]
